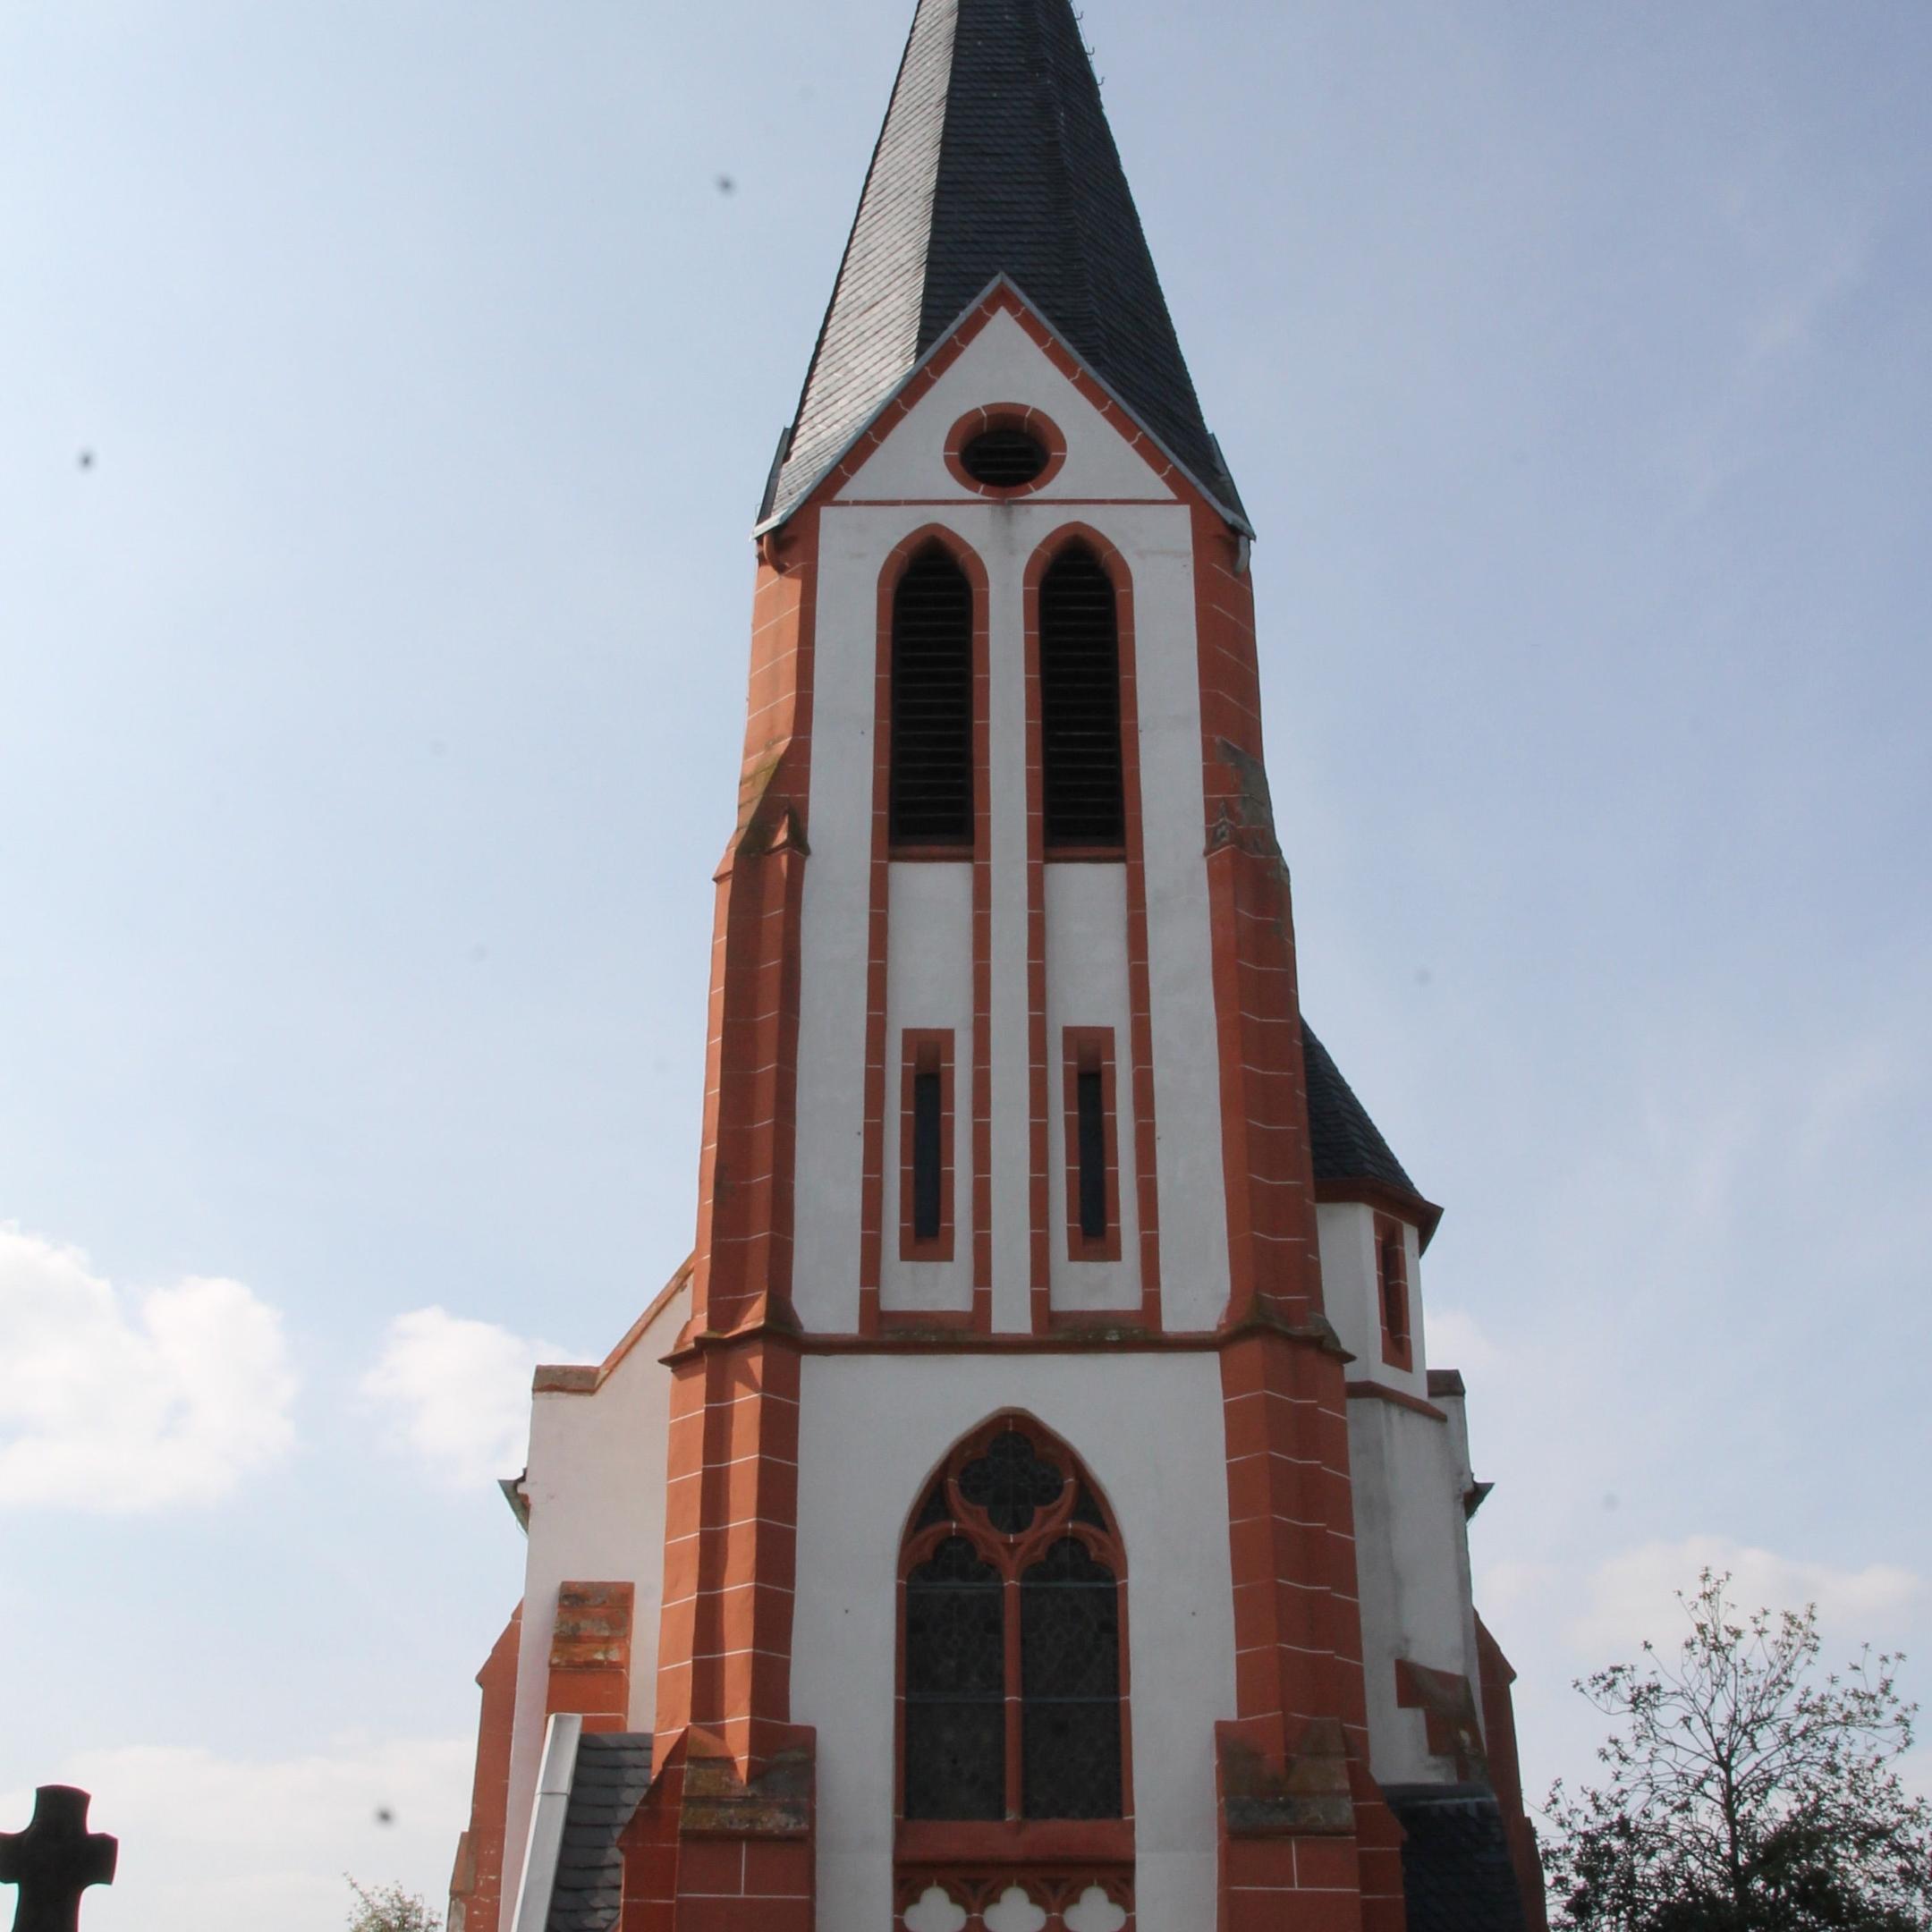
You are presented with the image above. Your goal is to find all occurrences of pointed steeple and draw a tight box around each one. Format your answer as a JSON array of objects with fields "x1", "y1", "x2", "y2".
[{"x1": 759, "y1": 0, "x2": 1244, "y2": 531}]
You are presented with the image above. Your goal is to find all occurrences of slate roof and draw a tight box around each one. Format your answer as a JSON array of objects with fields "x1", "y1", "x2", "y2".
[
  {"x1": 759, "y1": 0, "x2": 1244, "y2": 532},
  {"x1": 1301, "y1": 1021, "x2": 1428, "y2": 1208},
  {"x1": 544, "y1": 1732, "x2": 654, "y2": 1932},
  {"x1": 1385, "y1": 1784, "x2": 1530, "y2": 1932}
]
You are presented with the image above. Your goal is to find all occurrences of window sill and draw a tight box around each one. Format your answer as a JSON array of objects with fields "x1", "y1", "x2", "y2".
[
  {"x1": 889, "y1": 843, "x2": 976, "y2": 862},
  {"x1": 1043, "y1": 845, "x2": 1126, "y2": 864},
  {"x1": 895, "y1": 1818, "x2": 1134, "y2": 1865}
]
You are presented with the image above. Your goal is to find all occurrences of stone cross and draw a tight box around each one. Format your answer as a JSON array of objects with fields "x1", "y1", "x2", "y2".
[{"x1": 0, "y1": 1787, "x2": 117, "y2": 1932}]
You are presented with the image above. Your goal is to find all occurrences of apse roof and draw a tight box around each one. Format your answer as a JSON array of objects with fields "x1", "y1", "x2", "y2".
[
  {"x1": 543, "y1": 1733, "x2": 655, "y2": 1932},
  {"x1": 1302, "y1": 1021, "x2": 1438, "y2": 1237},
  {"x1": 758, "y1": 0, "x2": 1245, "y2": 532}
]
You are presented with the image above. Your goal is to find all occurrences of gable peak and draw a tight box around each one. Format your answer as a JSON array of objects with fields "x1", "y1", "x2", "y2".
[{"x1": 759, "y1": 0, "x2": 1245, "y2": 533}]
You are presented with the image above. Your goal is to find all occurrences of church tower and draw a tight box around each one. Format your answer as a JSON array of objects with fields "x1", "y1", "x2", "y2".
[{"x1": 445, "y1": 4, "x2": 1546, "y2": 1930}]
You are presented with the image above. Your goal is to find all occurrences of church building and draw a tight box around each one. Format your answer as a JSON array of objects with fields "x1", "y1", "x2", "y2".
[{"x1": 447, "y1": 2, "x2": 1546, "y2": 1927}]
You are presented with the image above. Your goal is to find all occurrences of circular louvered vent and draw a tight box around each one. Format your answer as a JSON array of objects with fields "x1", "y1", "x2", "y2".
[{"x1": 960, "y1": 426, "x2": 1049, "y2": 488}]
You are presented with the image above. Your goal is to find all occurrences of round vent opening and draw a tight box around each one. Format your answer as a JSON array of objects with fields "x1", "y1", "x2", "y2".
[{"x1": 960, "y1": 425, "x2": 1049, "y2": 489}]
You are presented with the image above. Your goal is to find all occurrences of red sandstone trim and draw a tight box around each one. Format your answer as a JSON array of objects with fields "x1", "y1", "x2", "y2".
[
  {"x1": 899, "y1": 1029, "x2": 957, "y2": 1263},
  {"x1": 942, "y1": 402, "x2": 1068, "y2": 499},
  {"x1": 1021, "y1": 525, "x2": 1164, "y2": 1331},
  {"x1": 1343, "y1": 1378, "x2": 1445, "y2": 1423},
  {"x1": 863, "y1": 528, "x2": 993, "y2": 1337},
  {"x1": 547, "y1": 1580, "x2": 635, "y2": 1734},
  {"x1": 772, "y1": 280, "x2": 1245, "y2": 539},
  {"x1": 448, "y1": 1606, "x2": 521, "y2": 1932},
  {"x1": 534, "y1": 1255, "x2": 696, "y2": 1396}
]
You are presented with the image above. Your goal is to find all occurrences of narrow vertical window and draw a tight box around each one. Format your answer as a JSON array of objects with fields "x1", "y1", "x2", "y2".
[
  {"x1": 891, "y1": 547, "x2": 974, "y2": 846},
  {"x1": 1061, "y1": 1029, "x2": 1121, "y2": 1261},
  {"x1": 900, "y1": 1030, "x2": 955, "y2": 1261},
  {"x1": 1377, "y1": 1215, "x2": 1412, "y2": 1369},
  {"x1": 1076, "y1": 1071, "x2": 1106, "y2": 1239},
  {"x1": 1038, "y1": 546, "x2": 1124, "y2": 849},
  {"x1": 912, "y1": 1069, "x2": 944, "y2": 1240}
]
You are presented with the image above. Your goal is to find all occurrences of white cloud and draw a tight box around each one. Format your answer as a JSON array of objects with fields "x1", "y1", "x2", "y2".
[
  {"x1": 1567, "y1": 1536, "x2": 1925, "y2": 1657},
  {"x1": 0, "y1": 1224, "x2": 296, "y2": 1512},
  {"x1": 1423, "y1": 1304, "x2": 1504, "y2": 1375},
  {"x1": 0, "y1": 1735, "x2": 471, "y2": 1932},
  {"x1": 362, "y1": 1307, "x2": 567, "y2": 1488}
]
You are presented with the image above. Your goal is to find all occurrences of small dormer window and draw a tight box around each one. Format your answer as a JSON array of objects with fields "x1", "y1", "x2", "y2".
[{"x1": 960, "y1": 425, "x2": 1047, "y2": 488}]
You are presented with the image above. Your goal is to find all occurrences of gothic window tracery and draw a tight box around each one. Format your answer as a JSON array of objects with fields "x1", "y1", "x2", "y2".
[{"x1": 899, "y1": 1418, "x2": 1127, "y2": 1829}]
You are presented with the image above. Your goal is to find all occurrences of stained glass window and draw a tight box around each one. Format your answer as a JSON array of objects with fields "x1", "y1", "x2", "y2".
[
  {"x1": 1021, "y1": 1538, "x2": 1123, "y2": 1819},
  {"x1": 902, "y1": 1423, "x2": 1125, "y2": 1827},
  {"x1": 904, "y1": 1538, "x2": 1005, "y2": 1819}
]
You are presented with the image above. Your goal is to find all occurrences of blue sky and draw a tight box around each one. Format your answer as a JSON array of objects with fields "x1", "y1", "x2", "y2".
[{"x1": 3, "y1": 3, "x2": 1928, "y2": 1923}]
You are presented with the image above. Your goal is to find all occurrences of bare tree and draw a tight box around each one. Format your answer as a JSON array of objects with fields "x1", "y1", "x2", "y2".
[{"x1": 1545, "y1": 1569, "x2": 1930, "y2": 1930}]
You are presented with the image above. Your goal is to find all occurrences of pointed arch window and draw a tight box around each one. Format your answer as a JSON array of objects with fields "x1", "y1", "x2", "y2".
[
  {"x1": 890, "y1": 545, "x2": 976, "y2": 847},
  {"x1": 901, "y1": 1419, "x2": 1126, "y2": 1826},
  {"x1": 1038, "y1": 546, "x2": 1125, "y2": 850}
]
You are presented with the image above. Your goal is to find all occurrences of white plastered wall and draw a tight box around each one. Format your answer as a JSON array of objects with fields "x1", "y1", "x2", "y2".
[
  {"x1": 1045, "y1": 863, "x2": 1139, "y2": 1311},
  {"x1": 499, "y1": 1275, "x2": 688, "y2": 1912},
  {"x1": 789, "y1": 307, "x2": 1233, "y2": 1335},
  {"x1": 1317, "y1": 1202, "x2": 1429, "y2": 1403},
  {"x1": 1318, "y1": 1202, "x2": 1481, "y2": 1783},
  {"x1": 882, "y1": 860, "x2": 974, "y2": 1313},
  {"x1": 792, "y1": 1352, "x2": 1237, "y2": 1928}
]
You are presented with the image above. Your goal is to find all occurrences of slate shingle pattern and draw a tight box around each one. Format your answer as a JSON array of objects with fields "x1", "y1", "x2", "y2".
[
  {"x1": 544, "y1": 1733, "x2": 655, "y2": 1932},
  {"x1": 1385, "y1": 1784, "x2": 1530, "y2": 1932},
  {"x1": 1302, "y1": 1021, "x2": 1425, "y2": 1204},
  {"x1": 762, "y1": 0, "x2": 1243, "y2": 530}
]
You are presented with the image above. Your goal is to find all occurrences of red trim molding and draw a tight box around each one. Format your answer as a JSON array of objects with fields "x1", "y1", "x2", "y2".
[
  {"x1": 863, "y1": 528, "x2": 993, "y2": 1338},
  {"x1": 1344, "y1": 1378, "x2": 1445, "y2": 1423},
  {"x1": 1022, "y1": 525, "x2": 1163, "y2": 1333}
]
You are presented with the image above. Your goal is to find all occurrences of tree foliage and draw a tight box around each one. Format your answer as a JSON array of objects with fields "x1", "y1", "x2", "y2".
[
  {"x1": 1545, "y1": 1569, "x2": 1930, "y2": 1931},
  {"x1": 345, "y1": 1877, "x2": 442, "y2": 1932}
]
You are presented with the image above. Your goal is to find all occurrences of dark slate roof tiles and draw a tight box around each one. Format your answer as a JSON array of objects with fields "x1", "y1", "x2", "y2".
[
  {"x1": 1302, "y1": 1021, "x2": 1424, "y2": 1203},
  {"x1": 1385, "y1": 1784, "x2": 1530, "y2": 1932},
  {"x1": 761, "y1": 0, "x2": 1242, "y2": 530},
  {"x1": 545, "y1": 1733, "x2": 654, "y2": 1932}
]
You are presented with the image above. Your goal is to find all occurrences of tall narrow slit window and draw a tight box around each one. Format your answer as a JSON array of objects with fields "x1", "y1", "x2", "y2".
[
  {"x1": 1377, "y1": 1213, "x2": 1412, "y2": 1371},
  {"x1": 900, "y1": 1420, "x2": 1127, "y2": 1834},
  {"x1": 1076, "y1": 1071, "x2": 1106, "y2": 1239},
  {"x1": 912, "y1": 1069, "x2": 944, "y2": 1241},
  {"x1": 1062, "y1": 1029, "x2": 1121, "y2": 1262},
  {"x1": 1038, "y1": 546, "x2": 1124, "y2": 849},
  {"x1": 890, "y1": 547, "x2": 975, "y2": 847},
  {"x1": 900, "y1": 1030, "x2": 955, "y2": 1262}
]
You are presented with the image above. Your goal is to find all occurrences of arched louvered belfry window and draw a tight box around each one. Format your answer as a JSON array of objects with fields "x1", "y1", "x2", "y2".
[
  {"x1": 890, "y1": 545, "x2": 975, "y2": 847},
  {"x1": 901, "y1": 1418, "x2": 1126, "y2": 1824},
  {"x1": 1038, "y1": 544, "x2": 1125, "y2": 849}
]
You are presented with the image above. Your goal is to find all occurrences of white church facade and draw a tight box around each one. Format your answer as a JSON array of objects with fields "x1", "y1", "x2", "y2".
[{"x1": 447, "y1": 4, "x2": 1545, "y2": 1928}]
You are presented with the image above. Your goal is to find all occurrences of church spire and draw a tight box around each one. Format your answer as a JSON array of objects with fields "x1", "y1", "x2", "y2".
[{"x1": 759, "y1": 0, "x2": 1244, "y2": 530}]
